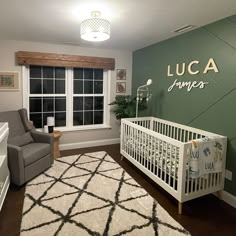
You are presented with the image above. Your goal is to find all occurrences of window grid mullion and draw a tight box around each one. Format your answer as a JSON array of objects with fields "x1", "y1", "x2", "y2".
[
  {"x1": 93, "y1": 70, "x2": 94, "y2": 124},
  {"x1": 41, "y1": 66, "x2": 43, "y2": 127},
  {"x1": 83, "y1": 69, "x2": 85, "y2": 125},
  {"x1": 66, "y1": 68, "x2": 72, "y2": 129}
]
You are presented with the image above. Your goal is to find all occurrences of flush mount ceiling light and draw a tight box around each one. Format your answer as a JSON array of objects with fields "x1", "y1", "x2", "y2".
[{"x1": 80, "y1": 11, "x2": 111, "y2": 42}]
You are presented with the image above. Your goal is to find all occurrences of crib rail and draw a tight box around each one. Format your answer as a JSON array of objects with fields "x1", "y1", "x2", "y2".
[
  {"x1": 128, "y1": 117, "x2": 152, "y2": 129},
  {"x1": 152, "y1": 120, "x2": 205, "y2": 142},
  {"x1": 151, "y1": 117, "x2": 225, "y2": 141}
]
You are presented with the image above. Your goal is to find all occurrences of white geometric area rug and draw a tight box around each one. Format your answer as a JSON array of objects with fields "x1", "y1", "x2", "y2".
[{"x1": 20, "y1": 151, "x2": 190, "y2": 236}]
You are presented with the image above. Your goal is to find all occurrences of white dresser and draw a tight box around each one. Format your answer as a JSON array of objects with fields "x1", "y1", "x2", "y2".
[{"x1": 0, "y1": 122, "x2": 9, "y2": 211}]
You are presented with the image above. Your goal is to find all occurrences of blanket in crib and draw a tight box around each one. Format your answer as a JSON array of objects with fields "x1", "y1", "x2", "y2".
[{"x1": 190, "y1": 137, "x2": 223, "y2": 178}]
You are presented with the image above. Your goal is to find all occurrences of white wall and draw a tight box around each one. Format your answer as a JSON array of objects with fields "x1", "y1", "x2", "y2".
[{"x1": 0, "y1": 39, "x2": 132, "y2": 148}]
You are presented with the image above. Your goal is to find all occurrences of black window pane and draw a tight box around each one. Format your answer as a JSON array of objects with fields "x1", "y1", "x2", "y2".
[
  {"x1": 84, "y1": 97, "x2": 93, "y2": 110},
  {"x1": 43, "y1": 80, "x2": 53, "y2": 94},
  {"x1": 74, "y1": 97, "x2": 83, "y2": 111},
  {"x1": 55, "y1": 80, "x2": 65, "y2": 94},
  {"x1": 30, "y1": 113, "x2": 42, "y2": 128},
  {"x1": 55, "y1": 97, "x2": 66, "y2": 111},
  {"x1": 74, "y1": 80, "x2": 83, "y2": 94},
  {"x1": 55, "y1": 112, "x2": 66, "y2": 127},
  {"x1": 74, "y1": 68, "x2": 83, "y2": 79},
  {"x1": 84, "y1": 69, "x2": 93, "y2": 80},
  {"x1": 30, "y1": 66, "x2": 41, "y2": 78},
  {"x1": 94, "y1": 111, "x2": 103, "y2": 124},
  {"x1": 30, "y1": 98, "x2": 42, "y2": 112},
  {"x1": 43, "y1": 66, "x2": 54, "y2": 78},
  {"x1": 94, "y1": 69, "x2": 103, "y2": 80},
  {"x1": 43, "y1": 97, "x2": 54, "y2": 112},
  {"x1": 84, "y1": 81, "x2": 93, "y2": 94},
  {"x1": 55, "y1": 67, "x2": 65, "y2": 79},
  {"x1": 30, "y1": 79, "x2": 42, "y2": 94},
  {"x1": 94, "y1": 81, "x2": 103, "y2": 94},
  {"x1": 94, "y1": 97, "x2": 103, "y2": 110},
  {"x1": 84, "y1": 111, "x2": 93, "y2": 125},
  {"x1": 73, "y1": 112, "x2": 83, "y2": 126},
  {"x1": 43, "y1": 113, "x2": 54, "y2": 126}
]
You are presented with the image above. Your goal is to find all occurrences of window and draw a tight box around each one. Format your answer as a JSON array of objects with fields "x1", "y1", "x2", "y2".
[
  {"x1": 73, "y1": 68, "x2": 104, "y2": 126},
  {"x1": 29, "y1": 66, "x2": 66, "y2": 128},
  {"x1": 25, "y1": 65, "x2": 109, "y2": 130}
]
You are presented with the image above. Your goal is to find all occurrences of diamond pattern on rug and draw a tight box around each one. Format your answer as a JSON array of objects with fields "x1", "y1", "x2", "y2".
[{"x1": 20, "y1": 151, "x2": 190, "y2": 236}]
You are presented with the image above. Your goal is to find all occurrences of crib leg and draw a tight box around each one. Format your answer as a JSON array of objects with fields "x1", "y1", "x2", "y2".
[
  {"x1": 121, "y1": 155, "x2": 124, "y2": 161},
  {"x1": 178, "y1": 202, "x2": 183, "y2": 215},
  {"x1": 216, "y1": 190, "x2": 223, "y2": 200}
]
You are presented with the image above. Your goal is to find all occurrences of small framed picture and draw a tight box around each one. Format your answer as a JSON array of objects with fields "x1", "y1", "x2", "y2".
[
  {"x1": 116, "y1": 82, "x2": 126, "y2": 93},
  {"x1": 0, "y1": 72, "x2": 20, "y2": 91},
  {"x1": 116, "y1": 69, "x2": 126, "y2": 80}
]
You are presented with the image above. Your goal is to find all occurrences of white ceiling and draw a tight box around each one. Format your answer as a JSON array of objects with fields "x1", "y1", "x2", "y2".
[{"x1": 0, "y1": 0, "x2": 235, "y2": 51}]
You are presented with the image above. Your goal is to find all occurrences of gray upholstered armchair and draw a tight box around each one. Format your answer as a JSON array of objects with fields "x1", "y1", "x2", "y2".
[{"x1": 0, "y1": 108, "x2": 54, "y2": 186}]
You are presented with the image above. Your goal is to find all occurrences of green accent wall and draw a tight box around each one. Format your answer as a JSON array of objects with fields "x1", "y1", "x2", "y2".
[{"x1": 132, "y1": 15, "x2": 236, "y2": 196}]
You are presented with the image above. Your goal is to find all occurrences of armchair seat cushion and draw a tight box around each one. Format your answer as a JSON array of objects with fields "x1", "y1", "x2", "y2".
[{"x1": 22, "y1": 143, "x2": 51, "y2": 167}]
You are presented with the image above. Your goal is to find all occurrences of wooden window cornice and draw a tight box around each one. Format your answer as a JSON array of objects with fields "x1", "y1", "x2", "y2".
[{"x1": 16, "y1": 51, "x2": 115, "y2": 70}]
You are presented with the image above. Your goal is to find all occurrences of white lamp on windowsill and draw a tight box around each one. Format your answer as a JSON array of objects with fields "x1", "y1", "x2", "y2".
[{"x1": 47, "y1": 117, "x2": 55, "y2": 133}]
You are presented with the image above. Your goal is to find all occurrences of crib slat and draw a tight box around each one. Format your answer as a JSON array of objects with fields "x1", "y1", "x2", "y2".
[
  {"x1": 183, "y1": 130, "x2": 186, "y2": 142},
  {"x1": 168, "y1": 145, "x2": 172, "y2": 187},
  {"x1": 161, "y1": 140, "x2": 164, "y2": 180},
  {"x1": 142, "y1": 132, "x2": 145, "y2": 166},
  {"x1": 213, "y1": 173, "x2": 216, "y2": 187},
  {"x1": 153, "y1": 137, "x2": 157, "y2": 174},
  {"x1": 164, "y1": 142, "x2": 167, "y2": 183},
  {"x1": 158, "y1": 139, "x2": 161, "y2": 179},
  {"x1": 144, "y1": 133, "x2": 147, "y2": 168},
  {"x1": 174, "y1": 147, "x2": 177, "y2": 190},
  {"x1": 196, "y1": 177, "x2": 200, "y2": 192},
  {"x1": 149, "y1": 135, "x2": 153, "y2": 171},
  {"x1": 135, "y1": 128, "x2": 137, "y2": 161},
  {"x1": 209, "y1": 174, "x2": 212, "y2": 188},
  {"x1": 186, "y1": 148, "x2": 190, "y2": 194}
]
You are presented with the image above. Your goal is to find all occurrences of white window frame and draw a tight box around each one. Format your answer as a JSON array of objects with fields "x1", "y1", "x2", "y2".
[{"x1": 22, "y1": 66, "x2": 111, "y2": 132}]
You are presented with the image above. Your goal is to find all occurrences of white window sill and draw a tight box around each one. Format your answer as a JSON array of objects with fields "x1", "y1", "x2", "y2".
[{"x1": 37, "y1": 125, "x2": 112, "y2": 133}]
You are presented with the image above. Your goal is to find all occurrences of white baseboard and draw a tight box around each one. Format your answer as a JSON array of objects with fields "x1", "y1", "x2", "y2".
[
  {"x1": 60, "y1": 138, "x2": 120, "y2": 151},
  {"x1": 220, "y1": 190, "x2": 236, "y2": 208}
]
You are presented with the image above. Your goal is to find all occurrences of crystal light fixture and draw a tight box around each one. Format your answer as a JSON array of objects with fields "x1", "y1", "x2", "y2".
[{"x1": 80, "y1": 11, "x2": 111, "y2": 42}]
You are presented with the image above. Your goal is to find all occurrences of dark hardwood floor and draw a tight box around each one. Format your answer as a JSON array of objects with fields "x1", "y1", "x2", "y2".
[{"x1": 0, "y1": 144, "x2": 236, "y2": 236}]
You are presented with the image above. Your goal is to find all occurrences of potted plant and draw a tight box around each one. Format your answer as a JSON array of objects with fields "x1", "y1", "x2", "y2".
[{"x1": 109, "y1": 95, "x2": 147, "y2": 120}]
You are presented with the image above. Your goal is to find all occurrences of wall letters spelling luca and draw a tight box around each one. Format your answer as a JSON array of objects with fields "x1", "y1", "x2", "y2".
[{"x1": 167, "y1": 58, "x2": 219, "y2": 92}]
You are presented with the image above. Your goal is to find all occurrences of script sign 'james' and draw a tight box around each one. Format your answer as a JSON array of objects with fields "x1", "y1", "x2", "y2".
[{"x1": 167, "y1": 58, "x2": 219, "y2": 92}]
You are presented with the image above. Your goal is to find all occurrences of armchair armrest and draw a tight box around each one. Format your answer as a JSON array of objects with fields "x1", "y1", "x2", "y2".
[
  {"x1": 7, "y1": 144, "x2": 25, "y2": 186},
  {"x1": 30, "y1": 129, "x2": 54, "y2": 165},
  {"x1": 30, "y1": 129, "x2": 52, "y2": 144}
]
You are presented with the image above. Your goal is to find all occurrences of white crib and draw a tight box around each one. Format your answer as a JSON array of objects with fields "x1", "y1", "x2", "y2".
[{"x1": 120, "y1": 117, "x2": 227, "y2": 214}]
